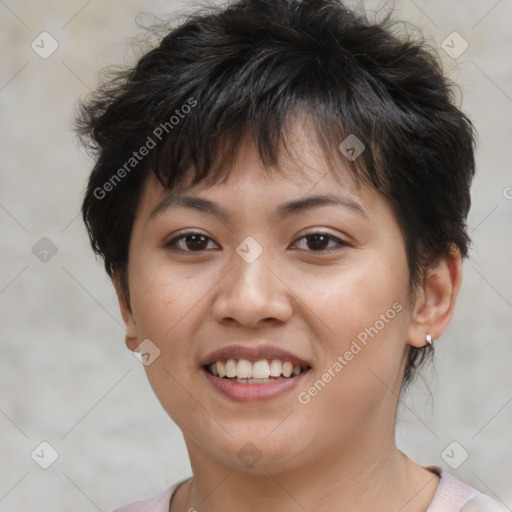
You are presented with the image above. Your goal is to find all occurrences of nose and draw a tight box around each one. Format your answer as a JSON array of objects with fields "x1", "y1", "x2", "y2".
[{"x1": 212, "y1": 248, "x2": 293, "y2": 328}]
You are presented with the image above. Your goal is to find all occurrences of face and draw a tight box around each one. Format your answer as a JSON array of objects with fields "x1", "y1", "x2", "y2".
[{"x1": 116, "y1": 127, "x2": 433, "y2": 475}]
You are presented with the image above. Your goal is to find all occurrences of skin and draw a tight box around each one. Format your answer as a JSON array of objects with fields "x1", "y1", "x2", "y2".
[{"x1": 113, "y1": 123, "x2": 462, "y2": 512}]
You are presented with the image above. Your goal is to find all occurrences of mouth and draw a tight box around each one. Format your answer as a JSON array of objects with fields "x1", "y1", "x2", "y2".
[
  {"x1": 200, "y1": 345, "x2": 312, "y2": 402},
  {"x1": 204, "y1": 358, "x2": 311, "y2": 383}
]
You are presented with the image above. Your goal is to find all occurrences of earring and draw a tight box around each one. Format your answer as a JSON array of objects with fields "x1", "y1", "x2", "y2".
[{"x1": 425, "y1": 332, "x2": 433, "y2": 346}]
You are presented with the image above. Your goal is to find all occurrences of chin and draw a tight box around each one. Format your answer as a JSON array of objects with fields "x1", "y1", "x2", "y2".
[{"x1": 189, "y1": 422, "x2": 314, "y2": 474}]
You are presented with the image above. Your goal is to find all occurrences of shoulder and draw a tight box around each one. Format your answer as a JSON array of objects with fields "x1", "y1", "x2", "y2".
[
  {"x1": 112, "y1": 483, "x2": 178, "y2": 512},
  {"x1": 426, "y1": 468, "x2": 507, "y2": 512}
]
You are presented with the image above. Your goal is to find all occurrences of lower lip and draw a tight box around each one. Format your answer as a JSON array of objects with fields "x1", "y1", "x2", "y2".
[{"x1": 202, "y1": 367, "x2": 310, "y2": 402}]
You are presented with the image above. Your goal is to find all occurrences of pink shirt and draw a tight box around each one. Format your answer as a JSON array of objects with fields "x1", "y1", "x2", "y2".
[{"x1": 114, "y1": 468, "x2": 506, "y2": 512}]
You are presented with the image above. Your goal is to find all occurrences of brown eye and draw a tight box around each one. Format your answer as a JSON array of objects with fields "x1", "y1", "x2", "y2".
[
  {"x1": 294, "y1": 232, "x2": 347, "y2": 252},
  {"x1": 165, "y1": 231, "x2": 218, "y2": 252},
  {"x1": 305, "y1": 233, "x2": 330, "y2": 251}
]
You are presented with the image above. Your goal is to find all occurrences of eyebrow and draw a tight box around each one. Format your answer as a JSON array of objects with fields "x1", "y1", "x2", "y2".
[{"x1": 148, "y1": 192, "x2": 368, "y2": 222}]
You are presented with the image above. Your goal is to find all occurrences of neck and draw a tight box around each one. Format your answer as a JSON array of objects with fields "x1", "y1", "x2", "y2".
[{"x1": 174, "y1": 431, "x2": 439, "y2": 512}]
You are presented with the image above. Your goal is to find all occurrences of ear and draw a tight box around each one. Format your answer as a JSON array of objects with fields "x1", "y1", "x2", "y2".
[
  {"x1": 407, "y1": 246, "x2": 462, "y2": 347},
  {"x1": 112, "y1": 271, "x2": 139, "y2": 352}
]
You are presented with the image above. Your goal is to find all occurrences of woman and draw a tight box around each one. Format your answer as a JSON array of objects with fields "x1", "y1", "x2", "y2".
[{"x1": 77, "y1": 0, "x2": 505, "y2": 510}]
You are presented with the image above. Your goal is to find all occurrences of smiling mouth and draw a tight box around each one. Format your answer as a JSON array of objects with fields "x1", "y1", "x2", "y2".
[{"x1": 204, "y1": 358, "x2": 311, "y2": 383}]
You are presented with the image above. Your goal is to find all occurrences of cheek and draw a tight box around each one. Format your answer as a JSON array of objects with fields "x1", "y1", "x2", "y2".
[
  {"x1": 129, "y1": 259, "x2": 209, "y2": 341},
  {"x1": 301, "y1": 250, "x2": 409, "y2": 343},
  {"x1": 294, "y1": 251, "x2": 410, "y2": 414},
  {"x1": 128, "y1": 263, "x2": 213, "y2": 422}
]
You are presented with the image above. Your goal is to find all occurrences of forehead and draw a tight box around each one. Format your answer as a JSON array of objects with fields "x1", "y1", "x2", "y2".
[{"x1": 138, "y1": 127, "x2": 367, "y2": 217}]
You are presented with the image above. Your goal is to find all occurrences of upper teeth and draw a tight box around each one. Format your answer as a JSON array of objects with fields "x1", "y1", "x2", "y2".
[{"x1": 210, "y1": 359, "x2": 304, "y2": 379}]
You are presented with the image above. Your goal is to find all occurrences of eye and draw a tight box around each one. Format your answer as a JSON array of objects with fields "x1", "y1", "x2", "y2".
[
  {"x1": 164, "y1": 230, "x2": 348, "y2": 254},
  {"x1": 164, "y1": 231, "x2": 219, "y2": 252},
  {"x1": 293, "y1": 232, "x2": 348, "y2": 253}
]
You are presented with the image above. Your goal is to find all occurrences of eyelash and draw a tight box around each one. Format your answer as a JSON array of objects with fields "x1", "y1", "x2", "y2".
[{"x1": 164, "y1": 230, "x2": 348, "y2": 254}]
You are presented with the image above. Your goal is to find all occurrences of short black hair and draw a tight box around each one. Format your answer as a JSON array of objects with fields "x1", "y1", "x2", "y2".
[{"x1": 77, "y1": 0, "x2": 476, "y2": 387}]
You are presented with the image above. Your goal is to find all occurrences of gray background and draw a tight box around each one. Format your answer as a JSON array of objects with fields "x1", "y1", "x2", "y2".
[{"x1": 1, "y1": 0, "x2": 511, "y2": 510}]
